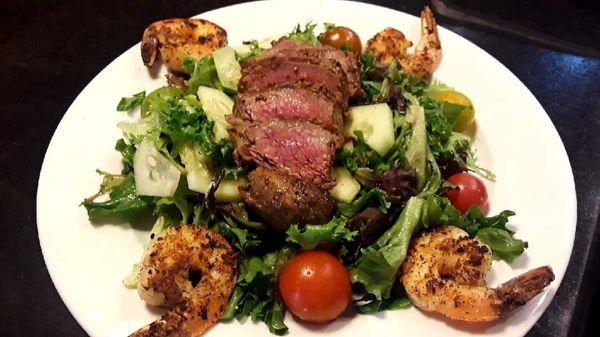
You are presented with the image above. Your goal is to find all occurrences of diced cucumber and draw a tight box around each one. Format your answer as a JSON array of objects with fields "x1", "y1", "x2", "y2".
[
  {"x1": 330, "y1": 167, "x2": 361, "y2": 203},
  {"x1": 180, "y1": 143, "x2": 214, "y2": 194},
  {"x1": 197, "y1": 86, "x2": 234, "y2": 140},
  {"x1": 346, "y1": 103, "x2": 395, "y2": 156},
  {"x1": 133, "y1": 140, "x2": 180, "y2": 197},
  {"x1": 215, "y1": 177, "x2": 247, "y2": 202},
  {"x1": 405, "y1": 101, "x2": 427, "y2": 190},
  {"x1": 212, "y1": 46, "x2": 241, "y2": 90}
]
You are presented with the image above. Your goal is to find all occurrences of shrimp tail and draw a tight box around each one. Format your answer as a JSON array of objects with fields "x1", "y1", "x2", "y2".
[
  {"x1": 130, "y1": 303, "x2": 188, "y2": 337},
  {"x1": 495, "y1": 266, "x2": 555, "y2": 314},
  {"x1": 398, "y1": 6, "x2": 442, "y2": 79},
  {"x1": 421, "y1": 6, "x2": 440, "y2": 50}
]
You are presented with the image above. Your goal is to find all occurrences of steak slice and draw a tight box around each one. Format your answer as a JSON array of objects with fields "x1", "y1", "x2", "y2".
[
  {"x1": 240, "y1": 167, "x2": 335, "y2": 231},
  {"x1": 264, "y1": 38, "x2": 364, "y2": 100},
  {"x1": 233, "y1": 86, "x2": 345, "y2": 147},
  {"x1": 239, "y1": 56, "x2": 349, "y2": 103},
  {"x1": 228, "y1": 117, "x2": 336, "y2": 187}
]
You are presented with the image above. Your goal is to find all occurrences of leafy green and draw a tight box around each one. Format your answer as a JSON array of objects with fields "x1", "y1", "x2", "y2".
[
  {"x1": 222, "y1": 250, "x2": 291, "y2": 335},
  {"x1": 237, "y1": 40, "x2": 264, "y2": 61},
  {"x1": 476, "y1": 227, "x2": 527, "y2": 262},
  {"x1": 115, "y1": 139, "x2": 135, "y2": 174},
  {"x1": 212, "y1": 216, "x2": 262, "y2": 254},
  {"x1": 286, "y1": 217, "x2": 356, "y2": 250},
  {"x1": 82, "y1": 172, "x2": 152, "y2": 222},
  {"x1": 338, "y1": 188, "x2": 391, "y2": 217},
  {"x1": 404, "y1": 95, "x2": 429, "y2": 191},
  {"x1": 336, "y1": 131, "x2": 389, "y2": 173},
  {"x1": 420, "y1": 196, "x2": 526, "y2": 262},
  {"x1": 288, "y1": 22, "x2": 319, "y2": 45},
  {"x1": 351, "y1": 197, "x2": 424, "y2": 300},
  {"x1": 182, "y1": 56, "x2": 222, "y2": 94},
  {"x1": 141, "y1": 86, "x2": 184, "y2": 117},
  {"x1": 154, "y1": 179, "x2": 194, "y2": 227},
  {"x1": 116, "y1": 91, "x2": 145, "y2": 111},
  {"x1": 356, "y1": 293, "x2": 411, "y2": 314}
]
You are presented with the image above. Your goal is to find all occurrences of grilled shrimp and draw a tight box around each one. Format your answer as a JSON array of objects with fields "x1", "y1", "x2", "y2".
[
  {"x1": 131, "y1": 224, "x2": 238, "y2": 337},
  {"x1": 366, "y1": 27, "x2": 413, "y2": 65},
  {"x1": 400, "y1": 226, "x2": 554, "y2": 322},
  {"x1": 367, "y1": 6, "x2": 441, "y2": 79},
  {"x1": 142, "y1": 18, "x2": 227, "y2": 74}
]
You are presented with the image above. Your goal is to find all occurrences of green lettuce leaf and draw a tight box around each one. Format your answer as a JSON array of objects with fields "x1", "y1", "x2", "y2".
[
  {"x1": 338, "y1": 188, "x2": 391, "y2": 217},
  {"x1": 82, "y1": 172, "x2": 152, "y2": 222},
  {"x1": 286, "y1": 217, "x2": 356, "y2": 250},
  {"x1": 116, "y1": 91, "x2": 145, "y2": 111},
  {"x1": 182, "y1": 56, "x2": 222, "y2": 94},
  {"x1": 421, "y1": 196, "x2": 526, "y2": 262},
  {"x1": 221, "y1": 250, "x2": 291, "y2": 335},
  {"x1": 288, "y1": 22, "x2": 319, "y2": 45},
  {"x1": 350, "y1": 197, "x2": 424, "y2": 300},
  {"x1": 476, "y1": 227, "x2": 527, "y2": 262}
]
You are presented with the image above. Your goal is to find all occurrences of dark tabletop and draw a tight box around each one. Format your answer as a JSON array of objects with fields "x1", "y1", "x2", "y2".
[{"x1": 1, "y1": 1, "x2": 599, "y2": 336}]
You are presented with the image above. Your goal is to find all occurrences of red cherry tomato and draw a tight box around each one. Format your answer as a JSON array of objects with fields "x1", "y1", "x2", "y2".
[
  {"x1": 319, "y1": 26, "x2": 362, "y2": 55},
  {"x1": 446, "y1": 172, "x2": 489, "y2": 214},
  {"x1": 278, "y1": 250, "x2": 352, "y2": 323}
]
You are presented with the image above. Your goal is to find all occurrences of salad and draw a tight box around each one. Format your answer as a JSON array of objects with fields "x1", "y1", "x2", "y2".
[{"x1": 82, "y1": 7, "x2": 550, "y2": 337}]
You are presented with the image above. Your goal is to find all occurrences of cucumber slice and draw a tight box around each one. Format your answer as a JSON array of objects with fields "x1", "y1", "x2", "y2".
[
  {"x1": 134, "y1": 140, "x2": 180, "y2": 197},
  {"x1": 330, "y1": 167, "x2": 361, "y2": 203},
  {"x1": 346, "y1": 103, "x2": 395, "y2": 156},
  {"x1": 197, "y1": 86, "x2": 234, "y2": 140},
  {"x1": 180, "y1": 143, "x2": 214, "y2": 194},
  {"x1": 212, "y1": 46, "x2": 241, "y2": 90},
  {"x1": 215, "y1": 177, "x2": 247, "y2": 202}
]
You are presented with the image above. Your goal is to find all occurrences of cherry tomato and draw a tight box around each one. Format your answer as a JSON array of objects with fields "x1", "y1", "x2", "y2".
[
  {"x1": 429, "y1": 90, "x2": 475, "y2": 132},
  {"x1": 446, "y1": 172, "x2": 488, "y2": 214},
  {"x1": 278, "y1": 250, "x2": 352, "y2": 323},
  {"x1": 319, "y1": 26, "x2": 362, "y2": 55}
]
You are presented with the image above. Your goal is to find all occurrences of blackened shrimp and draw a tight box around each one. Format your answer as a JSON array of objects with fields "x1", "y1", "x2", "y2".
[
  {"x1": 141, "y1": 18, "x2": 227, "y2": 74},
  {"x1": 130, "y1": 224, "x2": 238, "y2": 337},
  {"x1": 400, "y1": 226, "x2": 554, "y2": 322},
  {"x1": 367, "y1": 6, "x2": 441, "y2": 79}
]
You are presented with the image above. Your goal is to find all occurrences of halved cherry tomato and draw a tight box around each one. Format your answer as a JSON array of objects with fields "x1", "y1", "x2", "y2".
[
  {"x1": 319, "y1": 26, "x2": 362, "y2": 55},
  {"x1": 446, "y1": 172, "x2": 488, "y2": 214},
  {"x1": 278, "y1": 250, "x2": 351, "y2": 323}
]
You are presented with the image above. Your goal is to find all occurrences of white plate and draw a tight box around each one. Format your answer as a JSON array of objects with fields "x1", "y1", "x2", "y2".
[{"x1": 37, "y1": 1, "x2": 576, "y2": 336}]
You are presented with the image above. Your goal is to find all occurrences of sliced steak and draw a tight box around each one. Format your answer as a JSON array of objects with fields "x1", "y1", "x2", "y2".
[
  {"x1": 228, "y1": 117, "x2": 336, "y2": 187},
  {"x1": 233, "y1": 86, "x2": 345, "y2": 146},
  {"x1": 240, "y1": 167, "x2": 335, "y2": 231},
  {"x1": 239, "y1": 56, "x2": 349, "y2": 103},
  {"x1": 264, "y1": 38, "x2": 364, "y2": 100}
]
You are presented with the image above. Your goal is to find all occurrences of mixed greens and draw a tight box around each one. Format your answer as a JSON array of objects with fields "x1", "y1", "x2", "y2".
[{"x1": 83, "y1": 23, "x2": 527, "y2": 334}]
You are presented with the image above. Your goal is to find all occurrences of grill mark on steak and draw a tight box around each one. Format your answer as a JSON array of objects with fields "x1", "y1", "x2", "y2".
[
  {"x1": 228, "y1": 117, "x2": 336, "y2": 188},
  {"x1": 263, "y1": 38, "x2": 364, "y2": 100},
  {"x1": 238, "y1": 56, "x2": 350, "y2": 104},
  {"x1": 239, "y1": 167, "x2": 335, "y2": 231},
  {"x1": 233, "y1": 86, "x2": 345, "y2": 147}
]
